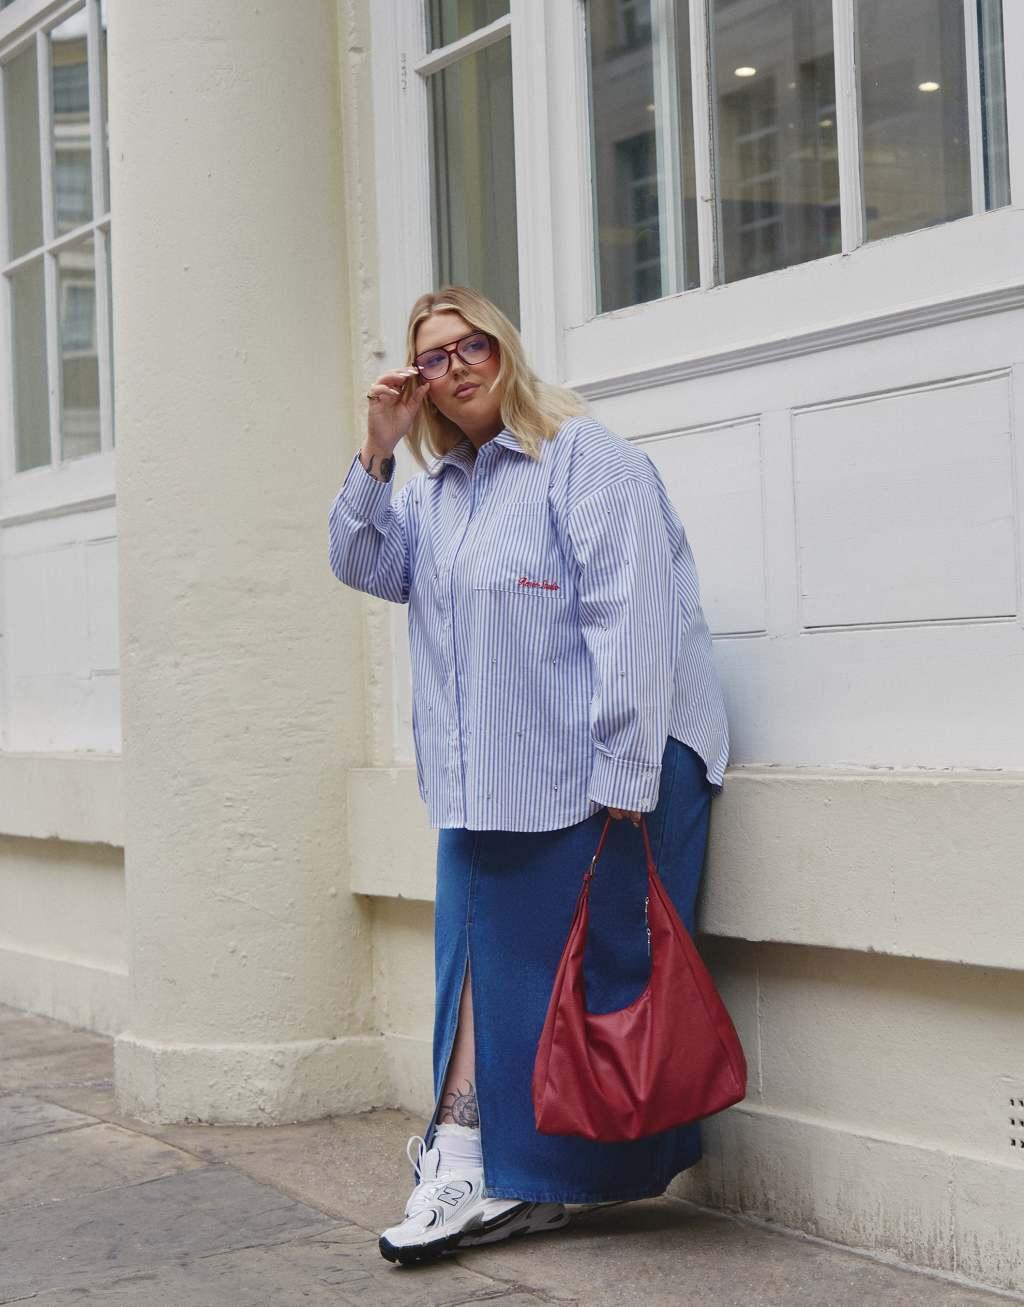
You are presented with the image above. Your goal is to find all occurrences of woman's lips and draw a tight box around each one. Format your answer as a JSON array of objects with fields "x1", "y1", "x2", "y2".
[{"x1": 454, "y1": 384, "x2": 478, "y2": 398}]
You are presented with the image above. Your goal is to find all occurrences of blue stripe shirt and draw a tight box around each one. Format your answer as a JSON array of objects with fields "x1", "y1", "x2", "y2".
[{"x1": 328, "y1": 415, "x2": 729, "y2": 831}]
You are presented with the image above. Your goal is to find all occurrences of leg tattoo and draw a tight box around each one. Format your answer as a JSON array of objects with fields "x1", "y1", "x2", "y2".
[{"x1": 437, "y1": 1077, "x2": 479, "y2": 1127}]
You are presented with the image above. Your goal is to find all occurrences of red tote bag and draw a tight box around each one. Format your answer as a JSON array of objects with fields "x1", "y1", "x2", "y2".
[{"x1": 532, "y1": 813, "x2": 747, "y2": 1142}]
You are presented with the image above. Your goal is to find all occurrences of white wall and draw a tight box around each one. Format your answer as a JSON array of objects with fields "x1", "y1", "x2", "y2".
[{"x1": 337, "y1": 0, "x2": 1024, "y2": 1293}]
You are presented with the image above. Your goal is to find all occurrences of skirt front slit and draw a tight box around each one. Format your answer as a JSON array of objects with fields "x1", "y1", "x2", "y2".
[{"x1": 428, "y1": 734, "x2": 714, "y2": 1204}]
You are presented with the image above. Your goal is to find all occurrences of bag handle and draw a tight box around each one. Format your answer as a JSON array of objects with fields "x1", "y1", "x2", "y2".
[
  {"x1": 580, "y1": 813, "x2": 659, "y2": 958},
  {"x1": 583, "y1": 813, "x2": 656, "y2": 886}
]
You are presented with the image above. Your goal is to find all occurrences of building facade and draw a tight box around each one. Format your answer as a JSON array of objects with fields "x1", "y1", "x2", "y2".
[{"x1": 1, "y1": 0, "x2": 1022, "y2": 1294}]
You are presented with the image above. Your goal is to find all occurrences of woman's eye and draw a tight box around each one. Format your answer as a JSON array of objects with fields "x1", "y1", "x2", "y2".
[{"x1": 465, "y1": 339, "x2": 487, "y2": 355}]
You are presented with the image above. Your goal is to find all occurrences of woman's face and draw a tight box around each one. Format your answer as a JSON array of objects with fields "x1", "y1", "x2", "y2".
[{"x1": 414, "y1": 311, "x2": 503, "y2": 441}]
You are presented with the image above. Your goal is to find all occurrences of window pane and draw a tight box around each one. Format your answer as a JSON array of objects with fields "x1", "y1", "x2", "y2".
[
  {"x1": 51, "y1": 7, "x2": 94, "y2": 236},
  {"x1": 713, "y1": 0, "x2": 838, "y2": 285},
  {"x1": 100, "y1": 0, "x2": 110, "y2": 211},
  {"x1": 429, "y1": 39, "x2": 519, "y2": 327},
  {"x1": 4, "y1": 44, "x2": 44, "y2": 259},
  {"x1": 58, "y1": 235, "x2": 100, "y2": 460},
  {"x1": 10, "y1": 256, "x2": 51, "y2": 472},
  {"x1": 105, "y1": 226, "x2": 115, "y2": 443},
  {"x1": 427, "y1": 0, "x2": 509, "y2": 51},
  {"x1": 977, "y1": 0, "x2": 1009, "y2": 210},
  {"x1": 585, "y1": 0, "x2": 706, "y2": 309}
]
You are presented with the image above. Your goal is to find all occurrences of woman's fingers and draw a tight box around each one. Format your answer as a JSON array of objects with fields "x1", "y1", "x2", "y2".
[{"x1": 607, "y1": 807, "x2": 642, "y2": 825}]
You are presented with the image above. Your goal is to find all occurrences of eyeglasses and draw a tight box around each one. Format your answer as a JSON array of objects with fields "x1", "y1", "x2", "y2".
[{"x1": 413, "y1": 331, "x2": 494, "y2": 380}]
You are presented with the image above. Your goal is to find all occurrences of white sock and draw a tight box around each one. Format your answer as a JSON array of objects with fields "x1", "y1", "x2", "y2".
[{"x1": 434, "y1": 1121, "x2": 483, "y2": 1171}]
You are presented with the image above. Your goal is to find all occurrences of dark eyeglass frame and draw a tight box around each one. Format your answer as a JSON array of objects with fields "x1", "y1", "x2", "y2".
[{"x1": 413, "y1": 331, "x2": 494, "y2": 380}]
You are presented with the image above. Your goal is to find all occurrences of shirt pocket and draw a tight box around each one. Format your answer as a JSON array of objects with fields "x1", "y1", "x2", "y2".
[{"x1": 471, "y1": 500, "x2": 564, "y2": 597}]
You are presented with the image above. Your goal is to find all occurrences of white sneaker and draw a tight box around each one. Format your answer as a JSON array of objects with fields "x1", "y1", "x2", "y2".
[{"x1": 378, "y1": 1134, "x2": 570, "y2": 1265}]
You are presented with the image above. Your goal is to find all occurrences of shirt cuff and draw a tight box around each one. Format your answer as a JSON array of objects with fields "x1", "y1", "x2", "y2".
[
  {"x1": 587, "y1": 749, "x2": 662, "y2": 812},
  {"x1": 331, "y1": 449, "x2": 395, "y2": 533}
]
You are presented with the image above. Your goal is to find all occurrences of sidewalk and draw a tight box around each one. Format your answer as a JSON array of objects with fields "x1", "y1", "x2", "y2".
[{"x1": 1, "y1": 1003, "x2": 1019, "y2": 1306}]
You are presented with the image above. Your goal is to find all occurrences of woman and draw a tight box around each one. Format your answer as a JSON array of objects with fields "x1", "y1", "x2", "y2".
[{"x1": 327, "y1": 285, "x2": 729, "y2": 1266}]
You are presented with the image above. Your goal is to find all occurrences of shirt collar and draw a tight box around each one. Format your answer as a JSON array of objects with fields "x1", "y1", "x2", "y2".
[{"x1": 437, "y1": 428, "x2": 526, "y2": 468}]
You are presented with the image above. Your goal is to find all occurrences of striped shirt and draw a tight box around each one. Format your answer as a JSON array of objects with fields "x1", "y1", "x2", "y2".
[{"x1": 328, "y1": 415, "x2": 729, "y2": 831}]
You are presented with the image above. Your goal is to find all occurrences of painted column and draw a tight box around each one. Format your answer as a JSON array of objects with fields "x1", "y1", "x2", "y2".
[{"x1": 108, "y1": 0, "x2": 384, "y2": 1121}]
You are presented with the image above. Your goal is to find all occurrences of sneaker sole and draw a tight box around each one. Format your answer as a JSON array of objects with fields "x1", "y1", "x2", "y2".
[
  {"x1": 459, "y1": 1202, "x2": 571, "y2": 1246},
  {"x1": 379, "y1": 1201, "x2": 569, "y2": 1265}
]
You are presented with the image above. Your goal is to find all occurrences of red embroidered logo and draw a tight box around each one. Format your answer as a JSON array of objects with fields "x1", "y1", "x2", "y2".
[{"x1": 518, "y1": 575, "x2": 560, "y2": 591}]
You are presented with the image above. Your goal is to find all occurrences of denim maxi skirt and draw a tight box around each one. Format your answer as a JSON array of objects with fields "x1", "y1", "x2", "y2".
[{"x1": 423, "y1": 734, "x2": 715, "y2": 1204}]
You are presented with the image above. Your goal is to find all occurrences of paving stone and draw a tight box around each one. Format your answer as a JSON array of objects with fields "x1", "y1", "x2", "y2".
[
  {"x1": 0, "y1": 1121, "x2": 205, "y2": 1210},
  {"x1": 0, "y1": 1041, "x2": 113, "y2": 1094},
  {"x1": 0, "y1": 1164, "x2": 338, "y2": 1300},
  {"x1": 460, "y1": 1197, "x2": 1016, "y2": 1307},
  {"x1": 0, "y1": 1010, "x2": 107, "y2": 1058},
  {"x1": 0, "y1": 1223, "x2": 514, "y2": 1306},
  {"x1": 152, "y1": 1105, "x2": 427, "y2": 1232},
  {"x1": 1, "y1": 1005, "x2": 1018, "y2": 1307},
  {"x1": 0, "y1": 1093, "x2": 98, "y2": 1144}
]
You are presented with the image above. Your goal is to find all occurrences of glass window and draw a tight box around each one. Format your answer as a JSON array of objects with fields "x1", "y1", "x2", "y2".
[
  {"x1": 427, "y1": 0, "x2": 509, "y2": 51},
  {"x1": 50, "y1": 7, "x2": 94, "y2": 235},
  {"x1": 857, "y1": 0, "x2": 971, "y2": 239},
  {"x1": 2, "y1": 0, "x2": 113, "y2": 474},
  {"x1": 99, "y1": 0, "x2": 109, "y2": 214},
  {"x1": 584, "y1": 0, "x2": 1010, "y2": 311},
  {"x1": 713, "y1": 0, "x2": 838, "y2": 284},
  {"x1": 11, "y1": 256, "x2": 50, "y2": 472},
  {"x1": 55, "y1": 152, "x2": 92, "y2": 229},
  {"x1": 4, "y1": 44, "x2": 43, "y2": 259},
  {"x1": 587, "y1": 0, "x2": 700, "y2": 311},
  {"x1": 57, "y1": 235, "x2": 100, "y2": 460},
  {"x1": 857, "y1": 0, "x2": 1010, "y2": 240},
  {"x1": 977, "y1": 0, "x2": 1009, "y2": 210},
  {"x1": 428, "y1": 32, "x2": 519, "y2": 326},
  {"x1": 105, "y1": 226, "x2": 114, "y2": 442}
]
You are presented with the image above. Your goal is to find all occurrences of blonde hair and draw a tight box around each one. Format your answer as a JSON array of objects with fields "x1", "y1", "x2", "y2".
[{"x1": 397, "y1": 285, "x2": 593, "y2": 473}]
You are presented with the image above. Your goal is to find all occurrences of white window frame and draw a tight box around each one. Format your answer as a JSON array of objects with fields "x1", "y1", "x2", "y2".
[
  {"x1": 0, "y1": 0, "x2": 114, "y2": 526},
  {"x1": 370, "y1": 0, "x2": 1024, "y2": 398}
]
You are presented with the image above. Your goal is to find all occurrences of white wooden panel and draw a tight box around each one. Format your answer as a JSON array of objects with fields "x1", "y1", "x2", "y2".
[
  {"x1": 642, "y1": 420, "x2": 766, "y2": 636},
  {"x1": 2, "y1": 506, "x2": 119, "y2": 752},
  {"x1": 84, "y1": 534, "x2": 117, "y2": 672},
  {"x1": 594, "y1": 323, "x2": 1024, "y2": 778},
  {"x1": 715, "y1": 616, "x2": 1024, "y2": 772},
  {"x1": 794, "y1": 376, "x2": 1016, "y2": 628}
]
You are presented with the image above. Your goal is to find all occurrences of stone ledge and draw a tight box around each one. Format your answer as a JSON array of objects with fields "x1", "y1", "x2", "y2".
[
  {"x1": 348, "y1": 763, "x2": 1024, "y2": 972},
  {"x1": 0, "y1": 948, "x2": 129, "y2": 1038},
  {"x1": 0, "y1": 751, "x2": 122, "y2": 847}
]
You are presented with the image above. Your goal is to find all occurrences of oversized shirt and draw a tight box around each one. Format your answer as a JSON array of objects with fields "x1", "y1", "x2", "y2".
[{"x1": 327, "y1": 415, "x2": 729, "y2": 831}]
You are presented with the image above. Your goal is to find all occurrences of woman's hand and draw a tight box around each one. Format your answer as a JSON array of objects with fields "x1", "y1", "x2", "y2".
[
  {"x1": 366, "y1": 366, "x2": 431, "y2": 451},
  {"x1": 607, "y1": 807, "x2": 643, "y2": 827}
]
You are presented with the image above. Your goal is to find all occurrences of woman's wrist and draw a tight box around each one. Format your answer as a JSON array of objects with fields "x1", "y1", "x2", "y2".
[{"x1": 359, "y1": 440, "x2": 396, "y2": 482}]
